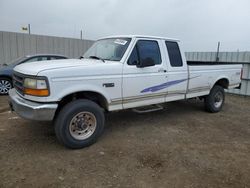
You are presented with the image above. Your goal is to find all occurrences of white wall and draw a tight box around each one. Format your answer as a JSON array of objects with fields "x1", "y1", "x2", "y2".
[{"x1": 0, "y1": 31, "x2": 94, "y2": 66}]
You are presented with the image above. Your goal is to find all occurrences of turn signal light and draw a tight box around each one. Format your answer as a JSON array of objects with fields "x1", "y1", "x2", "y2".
[{"x1": 24, "y1": 88, "x2": 49, "y2": 97}]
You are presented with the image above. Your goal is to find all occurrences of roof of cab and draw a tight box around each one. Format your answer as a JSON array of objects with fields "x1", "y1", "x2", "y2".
[
  {"x1": 25, "y1": 54, "x2": 67, "y2": 58},
  {"x1": 99, "y1": 35, "x2": 180, "y2": 42}
]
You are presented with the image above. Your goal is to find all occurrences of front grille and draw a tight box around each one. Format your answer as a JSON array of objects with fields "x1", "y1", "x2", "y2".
[{"x1": 13, "y1": 72, "x2": 24, "y2": 95}]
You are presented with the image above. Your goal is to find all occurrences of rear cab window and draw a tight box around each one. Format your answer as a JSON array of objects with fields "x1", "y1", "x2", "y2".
[{"x1": 165, "y1": 41, "x2": 183, "y2": 67}]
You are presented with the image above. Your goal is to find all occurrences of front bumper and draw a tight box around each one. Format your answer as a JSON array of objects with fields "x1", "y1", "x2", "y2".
[{"x1": 8, "y1": 89, "x2": 58, "y2": 121}]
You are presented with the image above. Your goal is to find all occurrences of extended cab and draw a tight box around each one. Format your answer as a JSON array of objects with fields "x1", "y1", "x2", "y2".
[{"x1": 9, "y1": 35, "x2": 242, "y2": 149}]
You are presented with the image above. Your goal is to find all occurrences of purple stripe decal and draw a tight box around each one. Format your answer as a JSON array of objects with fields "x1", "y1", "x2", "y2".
[
  {"x1": 141, "y1": 78, "x2": 187, "y2": 93},
  {"x1": 141, "y1": 76, "x2": 200, "y2": 93}
]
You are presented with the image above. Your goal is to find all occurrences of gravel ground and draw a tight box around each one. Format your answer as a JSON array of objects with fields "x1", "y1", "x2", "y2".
[{"x1": 0, "y1": 94, "x2": 250, "y2": 188}]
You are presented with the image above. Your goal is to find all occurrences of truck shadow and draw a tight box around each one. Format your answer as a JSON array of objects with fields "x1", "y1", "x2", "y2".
[
  {"x1": 8, "y1": 99, "x2": 205, "y2": 149},
  {"x1": 103, "y1": 99, "x2": 205, "y2": 135}
]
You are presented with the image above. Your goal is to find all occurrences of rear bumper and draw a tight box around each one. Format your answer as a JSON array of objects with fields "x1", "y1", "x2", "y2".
[
  {"x1": 8, "y1": 89, "x2": 58, "y2": 121},
  {"x1": 228, "y1": 83, "x2": 241, "y2": 89}
]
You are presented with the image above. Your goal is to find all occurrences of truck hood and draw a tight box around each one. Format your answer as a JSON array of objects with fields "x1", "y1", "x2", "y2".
[{"x1": 14, "y1": 59, "x2": 104, "y2": 75}]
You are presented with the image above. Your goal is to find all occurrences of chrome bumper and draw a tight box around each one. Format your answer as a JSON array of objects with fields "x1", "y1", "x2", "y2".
[{"x1": 8, "y1": 89, "x2": 58, "y2": 121}]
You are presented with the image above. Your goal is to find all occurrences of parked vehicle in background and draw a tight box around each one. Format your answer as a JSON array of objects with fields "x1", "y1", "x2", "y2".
[
  {"x1": 0, "y1": 54, "x2": 67, "y2": 94},
  {"x1": 8, "y1": 35, "x2": 242, "y2": 149}
]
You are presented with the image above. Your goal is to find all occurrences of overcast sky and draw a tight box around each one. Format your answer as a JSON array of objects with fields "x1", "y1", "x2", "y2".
[{"x1": 0, "y1": 0, "x2": 249, "y2": 52}]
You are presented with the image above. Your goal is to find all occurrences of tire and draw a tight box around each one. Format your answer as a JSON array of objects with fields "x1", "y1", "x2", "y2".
[
  {"x1": 54, "y1": 99, "x2": 105, "y2": 149},
  {"x1": 0, "y1": 77, "x2": 12, "y2": 95},
  {"x1": 204, "y1": 85, "x2": 225, "y2": 113}
]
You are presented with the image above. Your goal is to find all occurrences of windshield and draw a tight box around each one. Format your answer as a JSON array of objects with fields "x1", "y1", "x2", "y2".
[{"x1": 83, "y1": 38, "x2": 131, "y2": 61}]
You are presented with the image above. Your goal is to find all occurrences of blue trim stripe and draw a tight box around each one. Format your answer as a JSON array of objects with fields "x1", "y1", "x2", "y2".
[
  {"x1": 141, "y1": 78, "x2": 187, "y2": 93},
  {"x1": 141, "y1": 76, "x2": 200, "y2": 93}
]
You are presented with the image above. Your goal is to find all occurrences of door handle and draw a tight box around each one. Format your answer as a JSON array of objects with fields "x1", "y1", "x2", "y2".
[{"x1": 158, "y1": 68, "x2": 167, "y2": 73}]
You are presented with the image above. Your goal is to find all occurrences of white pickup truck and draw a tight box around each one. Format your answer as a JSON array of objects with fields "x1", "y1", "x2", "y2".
[{"x1": 9, "y1": 35, "x2": 242, "y2": 149}]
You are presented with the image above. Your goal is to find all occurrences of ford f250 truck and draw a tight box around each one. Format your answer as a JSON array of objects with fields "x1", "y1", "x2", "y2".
[{"x1": 9, "y1": 35, "x2": 242, "y2": 149}]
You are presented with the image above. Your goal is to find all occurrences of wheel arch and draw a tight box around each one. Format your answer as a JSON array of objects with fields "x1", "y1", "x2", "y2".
[
  {"x1": 55, "y1": 90, "x2": 109, "y2": 118},
  {"x1": 213, "y1": 77, "x2": 229, "y2": 89},
  {"x1": 0, "y1": 75, "x2": 13, "y2": 82}
]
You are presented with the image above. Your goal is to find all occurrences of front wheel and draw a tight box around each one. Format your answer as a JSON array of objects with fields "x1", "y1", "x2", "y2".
[
  {"x1": 54, "y1": 99, "x2": 105, "y2": 149},
  {"x1": 204, "y1": 85, "x2": 225, "y2": 113}
]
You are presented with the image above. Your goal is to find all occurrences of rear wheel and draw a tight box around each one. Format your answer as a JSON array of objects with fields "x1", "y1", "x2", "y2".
[
  {"x1": 0, "y1": 77, "x2": 12, "y2": 95},
  {"x1": 54, "y1": 99, "x2": 105, "y2": 149},
  {"x1": 204, "y1": 85, "x2": 225, "y2": 113}
]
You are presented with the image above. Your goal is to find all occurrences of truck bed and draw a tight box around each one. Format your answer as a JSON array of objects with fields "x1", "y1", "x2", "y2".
[
  {"x1": 187, "y1": 61, "x2": 242, "y2": 66},
  {"x1": 186, "y1": 63, "x2": 242, "y2": 98}
]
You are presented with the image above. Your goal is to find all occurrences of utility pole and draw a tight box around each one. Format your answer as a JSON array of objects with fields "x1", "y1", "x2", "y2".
[
  {"x1": 28, "y1": 24, "x2": 31, "y2": 34},
  {"x1": 80, "y1": 30, "x2": 83, "y2": 40},
  {"x1": 216, "y1": 41, "x2": 220, "y2": 62}
]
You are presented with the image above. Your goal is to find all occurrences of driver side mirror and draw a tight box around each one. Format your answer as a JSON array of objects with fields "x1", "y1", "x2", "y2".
[{"x1": 137, "y1": 57, "x2": 155, "y2": 68}]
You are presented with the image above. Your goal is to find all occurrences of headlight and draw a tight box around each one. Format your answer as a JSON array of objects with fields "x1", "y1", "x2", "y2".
[
  {"x1": 23, "y1": 78, "x2": 49, "y2": 96},
  {"x1": 24, "y1": 78, "x2": 47, "y2": 89}
]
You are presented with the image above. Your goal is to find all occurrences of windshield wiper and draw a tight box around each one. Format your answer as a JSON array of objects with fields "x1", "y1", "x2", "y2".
[{"x1": 88, "y1": 56, "x2": 105, "y2": 63}]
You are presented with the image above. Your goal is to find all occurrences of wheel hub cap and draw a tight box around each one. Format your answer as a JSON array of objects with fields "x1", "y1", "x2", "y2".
[
  {"x1": 0, "y1": 80, "x2": 12, "y2": 94},
  {"x1": 214, "y1": 92, "x2": 223, "y2": 108},
  {"x1": 69, "y1": 112, "x2": 97, "y2": 140}
]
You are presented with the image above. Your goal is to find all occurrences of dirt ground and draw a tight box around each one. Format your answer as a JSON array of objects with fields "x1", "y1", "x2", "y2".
[
  {"x1": 0, "y1": 94, "x2": 250, "y2": 188},
  {"x1": 0, "y1": 96, "x2": 8, "y2": 112}
]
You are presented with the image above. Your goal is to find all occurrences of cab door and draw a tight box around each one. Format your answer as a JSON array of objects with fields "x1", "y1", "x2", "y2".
[
  {"x1": 122, "y1": 39, "x2": 168, "y2": 109},
  {"x1": 164, "y1": 41, "x2": 188, "y2": 102}
]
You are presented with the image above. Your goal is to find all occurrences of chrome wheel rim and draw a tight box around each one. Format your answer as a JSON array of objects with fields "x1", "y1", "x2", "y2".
[
  {"x1": 214, "y1": 92, "x2": 223, "y2": 108},
  {"x1": 69, "y1": 111, "x2": 97, "y2": 140},
  {"x1": 0, "y1": 79, "x2": 12, "y2": 94}
]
